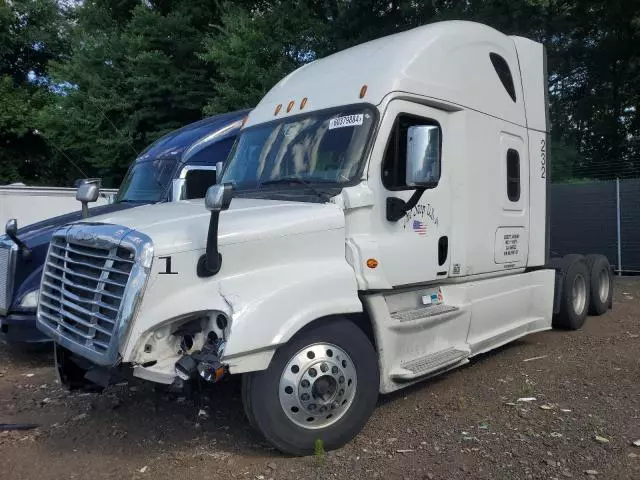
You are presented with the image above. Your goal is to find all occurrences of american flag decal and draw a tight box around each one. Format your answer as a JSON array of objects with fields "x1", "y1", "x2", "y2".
[{"x1": 412, "y1": 220, "x2": 427, "y2": 235}]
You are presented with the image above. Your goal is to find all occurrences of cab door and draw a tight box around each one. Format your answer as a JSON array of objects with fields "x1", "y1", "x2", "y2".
[{"x1": 366, "y1": 99, "x2": 452, "y2": 287}]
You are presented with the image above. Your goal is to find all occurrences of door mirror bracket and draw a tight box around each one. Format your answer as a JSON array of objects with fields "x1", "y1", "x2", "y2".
[{"x1": 386, "y1": 188, "x2": 427, "y2": 222}]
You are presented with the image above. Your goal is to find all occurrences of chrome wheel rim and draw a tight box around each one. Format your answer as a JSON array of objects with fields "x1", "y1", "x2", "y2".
[
  {"x1": 572, "y1": 273, "x2": 587, "y2": 315},
  {"x1": 598, "y1": 269, "x2": 610, "y2": 304},
  {"x1": 279, "y1": 343, "x2": 357, "y2": 429}
]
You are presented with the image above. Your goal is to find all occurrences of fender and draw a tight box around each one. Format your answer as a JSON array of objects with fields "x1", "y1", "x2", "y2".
[{"x1": 219, "y1": 257, "x2": 362, "y2": 372}]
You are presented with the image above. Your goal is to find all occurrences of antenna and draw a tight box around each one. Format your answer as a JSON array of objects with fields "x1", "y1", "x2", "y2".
[
  {"x1": 89, "y1": 98, "x2": 140, "y2": 157},
  {"x1": 34, "y1": 129, "x2": 88, "y2": 179}
]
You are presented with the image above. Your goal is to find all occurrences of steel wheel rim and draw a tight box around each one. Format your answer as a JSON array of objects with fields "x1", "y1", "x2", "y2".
[
  {"x1": 572, "y1": 273, "x2": 587, "y2": 315},
  {"x1": 279, "y1": 343, "x2": 357, "y2": 429},
  {"x1": 598, "y1": 269, "x2": 610, "y2": 304}
]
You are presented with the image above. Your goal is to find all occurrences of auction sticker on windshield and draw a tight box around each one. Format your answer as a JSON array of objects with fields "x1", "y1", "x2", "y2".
[{"x1": 329, "y1": 114, "x2": 364, "y2": 130}]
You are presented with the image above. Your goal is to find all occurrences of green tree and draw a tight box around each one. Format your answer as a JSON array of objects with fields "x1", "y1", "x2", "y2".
[
  {"x1": 0, "y1": 0, "x2": 69, "y2": 184},
  {"x1": 201, "y1": 1, "x2": 332, "y2": 115},
  {"x1": 38, "y1": 0, "x2": 228, "y2": 187}
]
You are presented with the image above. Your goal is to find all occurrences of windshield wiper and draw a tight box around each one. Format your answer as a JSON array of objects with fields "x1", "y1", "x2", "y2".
[{"x1": 260, "y1": 176, "x2": 333, "y2": 201}]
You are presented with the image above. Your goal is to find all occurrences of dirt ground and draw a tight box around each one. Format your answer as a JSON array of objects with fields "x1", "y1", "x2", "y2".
[{"x1": 1, "y1": 278, "x2": 639, "y2": 480}]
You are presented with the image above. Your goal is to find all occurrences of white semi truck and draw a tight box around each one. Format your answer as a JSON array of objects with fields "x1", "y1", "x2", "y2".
[{"x1": 36, "y1": 21, "x2": 613, "y2": 455}]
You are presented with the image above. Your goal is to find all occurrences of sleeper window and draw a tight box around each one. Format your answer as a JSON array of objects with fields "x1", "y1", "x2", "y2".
[
  {"x1": 490, "y1": 53, "x2": 517, "y2": 102},
  {"x1": 506, "y1": 149, "x2": 520, "y2": 202},
  {"x1": 382, "y1": 115, "x2": 441, "y2": 190}
]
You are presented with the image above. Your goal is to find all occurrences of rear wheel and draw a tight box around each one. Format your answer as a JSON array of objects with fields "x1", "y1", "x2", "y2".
[
  {"x1": 586, "y1": 254, "x2": 613, "y2": 315},
  {"x1": 552, "y1": 254, "x2": 590, "y2": 330},
  {"x1": 242, "y1": 318, "x2": 379, "y2": 455}
]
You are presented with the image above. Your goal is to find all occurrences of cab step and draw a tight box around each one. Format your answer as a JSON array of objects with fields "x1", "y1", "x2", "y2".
[
  {"x1": 390, "y1": 304, "x2": 459, "y2": 322},
  {"x1": 390, "y1": 347, "x2": 469, "y2": 381}
]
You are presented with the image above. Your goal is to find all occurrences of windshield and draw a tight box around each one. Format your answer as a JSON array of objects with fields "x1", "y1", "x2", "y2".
[
  {"x1": 115, "y1": 158, "x2": 177, "y2": 202},
  {"x1": 221, "y1": 106, "x2": 376, "y2": 190}
]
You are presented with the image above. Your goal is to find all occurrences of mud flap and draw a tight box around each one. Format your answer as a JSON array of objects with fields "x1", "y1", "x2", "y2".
[{"x1": 552, "y1": 270, "x2": 564, "y2": 315}]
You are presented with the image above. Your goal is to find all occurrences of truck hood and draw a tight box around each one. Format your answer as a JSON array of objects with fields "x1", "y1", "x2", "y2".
[
  {"x1": 3, "y1": 202, "x2": 145, "y2": 308},
  {"x1": 77, "y1": 198, "x2": 346, "y2": 256},
  {"x1": 13, "y1": 202, "x2": 138, "y2": 247}
]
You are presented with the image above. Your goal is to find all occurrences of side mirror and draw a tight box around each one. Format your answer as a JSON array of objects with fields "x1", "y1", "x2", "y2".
[
  {"x1": 198, "y1": 183, "x2": 233, "y2": 278},
  {"x1": 406, "y1": 125, "x2": 441, "y2": 187},
  {"x1": 215, "y1": 161, "x2": 224, "y2": 184},
  {"x1": 76, "y1": 182, "x2": 100, "y2": 203},
  {"x1": 76, "y1": 179, "x2": 101, "y2": 218},
  {"x1": 5, "y1": 218, "x2": 17, "y2": 238},
  {"x1": 204, "y1": 183, "x2": 233, "y2": 212}
]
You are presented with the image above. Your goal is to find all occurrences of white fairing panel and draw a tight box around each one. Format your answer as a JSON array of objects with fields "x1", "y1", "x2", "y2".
[
  {"x1": 443, "y1": 109, "x2": 529, "y2": 277},
  {"x1": 247, "y1": 21, "x2": 525, "y2": 130},
  {"x1": 512, "y1": 36, "x2": 548, "y2": 267},
  {"x1": 364, "y1": 269, "x2": 554, "y2": 394},
  {"x1": 465, "y1": 269, "x2": 554, "y2": 354},
  {"x1": 511, "y1": 36, "x2": 547, "y2": 133},
  {"x1": 526, "y1": 129, "x2": 548, "y2": 267}
]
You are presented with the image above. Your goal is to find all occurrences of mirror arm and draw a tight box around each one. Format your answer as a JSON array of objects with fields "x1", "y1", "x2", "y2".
[
  {"x1": 386, "y1": 187, "x2": 427, "y2": 222},
  {"x1": 6, "y1": 231, "x2": 31, "y2": 259},
  {"x1": 197, "y1": 211, "x2": 222, "y2": 277}
]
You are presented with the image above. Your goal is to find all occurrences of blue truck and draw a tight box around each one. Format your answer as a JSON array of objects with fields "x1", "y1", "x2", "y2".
[{"x1": 0, "y1": 109, "x2": 249, "y2": 343}]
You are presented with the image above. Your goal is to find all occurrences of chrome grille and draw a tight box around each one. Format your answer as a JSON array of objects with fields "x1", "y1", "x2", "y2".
[
  {"x1": 0, "y1": 241, "x2": 17, "y2": 316},
  {"x1": 39, "y1": 236, "x2": 135, "y2": 356}
]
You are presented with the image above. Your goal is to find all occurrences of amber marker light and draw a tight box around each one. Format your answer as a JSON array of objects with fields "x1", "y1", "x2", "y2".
[
  {"x1": 359, "y1": 85, "x2": 368, "y2": 99},
  {"x1": 366, "y1": 258, "x2": 378, "y2": 269},
  {"x1": 274, "y1": 104, "x2": 282, "y2": 116},
  {"x1": 300, "y1": 97, "x2": 308, "y2": 109},
  {"x1": 287, "y1": 100, "x2": 295, "y2": 113}
]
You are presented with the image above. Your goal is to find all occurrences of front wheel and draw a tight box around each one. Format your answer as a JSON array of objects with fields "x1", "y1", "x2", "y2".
[{"x1": 242, "y1": 318, "x2": 379, "y2": 455}]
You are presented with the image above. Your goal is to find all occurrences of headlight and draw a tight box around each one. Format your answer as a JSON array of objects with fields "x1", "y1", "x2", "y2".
[{"x1": 19, "y1": 289, "x2": 39, "y2": 308}]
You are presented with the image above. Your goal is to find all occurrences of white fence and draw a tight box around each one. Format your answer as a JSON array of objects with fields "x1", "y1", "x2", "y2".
[{"x1": 0, "y1": 186, "x2": 117, "y2": 228}]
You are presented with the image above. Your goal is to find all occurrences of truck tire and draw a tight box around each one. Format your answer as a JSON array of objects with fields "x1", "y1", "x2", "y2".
[
  {"x1": 242, "y1": 318, "x2": 379, "y2": 455},
  {"x1": 586, "y1": 254, "x2": 613, "y2": 315},
  {"x1": 552, "y1": 254, "x2": 590, "y2": 330}
]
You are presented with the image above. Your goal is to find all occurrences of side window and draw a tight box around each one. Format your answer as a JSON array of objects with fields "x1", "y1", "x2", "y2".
[
  {"x1": 382, "y1": 115, "x2": 441, "y2": 190},
  {"x1": 506, "y1": 149, "x2": 520, "y2": 202},
  {"x1": 184, "y1": 169, "x2": 217, "y2": 199},
  {"x1": 490, "y1": 53, "x2": 517, "y2": 102}
]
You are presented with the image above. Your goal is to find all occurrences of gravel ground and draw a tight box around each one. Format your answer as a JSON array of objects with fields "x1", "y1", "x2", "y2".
[{"x1": 1, "y1": 278, "x2": 639, "y2": 480}]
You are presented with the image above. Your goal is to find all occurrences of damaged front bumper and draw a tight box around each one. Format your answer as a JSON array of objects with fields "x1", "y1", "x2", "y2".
[{"x1": 54, "y1": 334, "x2": 229, "y2": 391}]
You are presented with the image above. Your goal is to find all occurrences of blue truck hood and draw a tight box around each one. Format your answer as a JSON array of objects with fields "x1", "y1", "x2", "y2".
[{"x1": 8, "y1": 202, "x2": 145, "y2": 305}]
